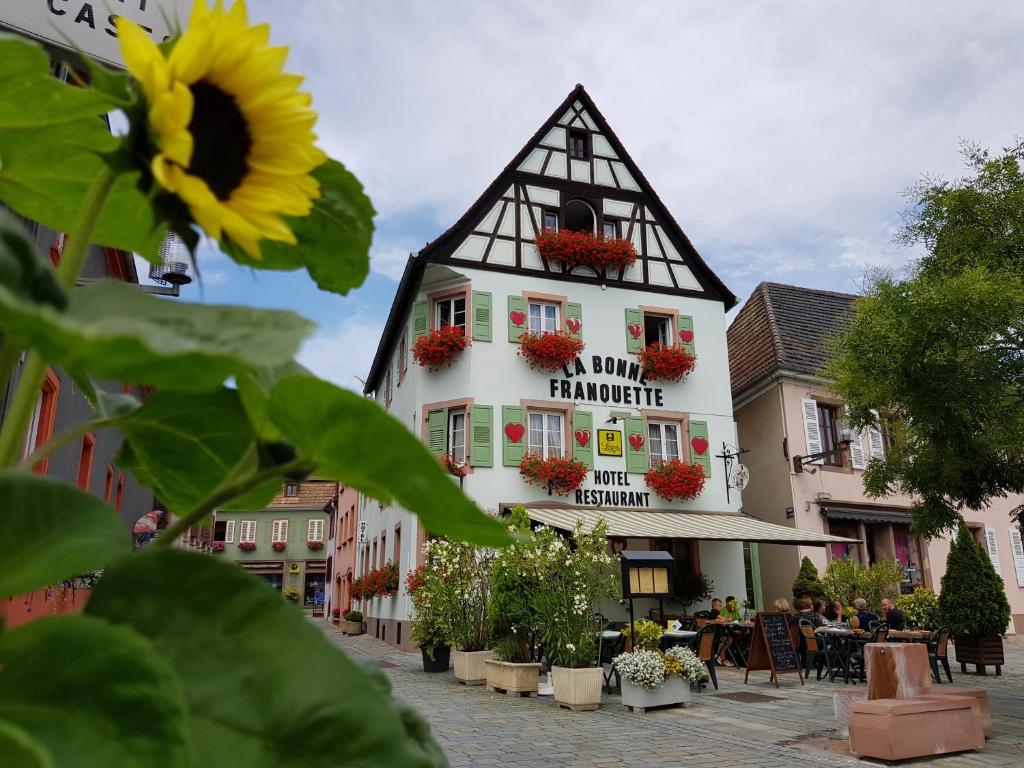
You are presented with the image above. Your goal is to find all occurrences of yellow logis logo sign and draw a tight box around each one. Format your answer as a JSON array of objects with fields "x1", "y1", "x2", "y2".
[{"x1": 597, "y1": 429, "x2": 622, "y2": 457}]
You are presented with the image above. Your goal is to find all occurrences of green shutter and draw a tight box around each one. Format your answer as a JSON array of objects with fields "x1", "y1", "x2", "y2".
[
  {"x1": 678, "y1": 315, "x2": 695, "y2": 355},
  {"x1": 688, "y1": 420, "x2": 711, "y2": 477},
  {"x1": 427, "y1": 409, "x2": 447, "y2": 456},
  {"x1": 472, "y1": 291, "x2": 492, "y2": 342},
  {"x1": 470, "y1": 404, "x2": 493, "y2": 467},
  {"x1": 624, "y1": 415, "x2": 649, "y2": 474},
  {"x1": 566, "y1": 302, "x2": 583, "y2": 341},
  {"x1": 501, "y1": 405, "x2": 526, "y2": 466},
  {"x1": 412, "y1": 300, "x2": 429, "y2": 340},
  {"x1": 572, "y1": 409, "x2": 594, "y2": 469},
  {"x1": 625, "y1": 307, "x2": 643, "y2": 354},
  {"x1": 507, "y1": 295, "x2": 527, "y2": 342}
]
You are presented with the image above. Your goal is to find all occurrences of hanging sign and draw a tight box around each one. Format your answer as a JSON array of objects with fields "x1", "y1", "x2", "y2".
[
  {"x1": 358, "y1": 520, "x2": 367, "y2": 544},
  {"x1": 731, "y1": 464, "x2": 750, "y2": 492},
  {"x1": 597, "y1": 429, "x2": 622, "y2": 457}
]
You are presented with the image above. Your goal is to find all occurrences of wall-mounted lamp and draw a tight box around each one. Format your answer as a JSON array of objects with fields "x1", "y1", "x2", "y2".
[{"x1": 792, "y1": 422, "x2": 853, "y2": 473}]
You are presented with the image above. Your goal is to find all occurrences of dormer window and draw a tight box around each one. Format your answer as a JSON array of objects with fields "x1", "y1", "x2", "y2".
[{"x1": 568, "y1": 129, "x2": 589, "y2": 160}]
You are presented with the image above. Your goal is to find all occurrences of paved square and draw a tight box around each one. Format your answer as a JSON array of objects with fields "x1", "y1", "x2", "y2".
[{"x1": 320, "y1": 623, "x2": 1024, "y2": 767}]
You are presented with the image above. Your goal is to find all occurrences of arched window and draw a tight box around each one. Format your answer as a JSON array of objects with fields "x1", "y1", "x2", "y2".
[{"x1": 564, "y1": 199, "x2": 595, "y2": 234}]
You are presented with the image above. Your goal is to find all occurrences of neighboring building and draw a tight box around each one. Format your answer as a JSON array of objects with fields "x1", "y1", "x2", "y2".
[
  {"x1": 728, "y1": 281, "x2": 1024, "y2": 632},
  {"x1": 327, "y1": 484, "x2": 360, "y2": 618},
  {"x1": 358, "y1": 85, "x2": 847, "y2": 649},
  {"x1": 211, "y1": 479, "x2": 335, "y2": 611}
]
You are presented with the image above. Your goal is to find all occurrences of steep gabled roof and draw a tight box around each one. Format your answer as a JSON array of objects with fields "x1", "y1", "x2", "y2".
[{"x1": 727, "y1": 282, "x2": 859, "y2": 398}]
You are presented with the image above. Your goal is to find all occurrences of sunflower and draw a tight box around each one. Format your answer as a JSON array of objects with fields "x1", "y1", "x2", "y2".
[{"x1": 117, "y1": 0, "x2": 326, "y2": 257}]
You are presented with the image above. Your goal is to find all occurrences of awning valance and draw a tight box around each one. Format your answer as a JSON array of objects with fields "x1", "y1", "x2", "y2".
[
  {"x1": 521, "y1": 507, "x2": 858, "y2": 545},
  {"x1": 822, "y1": 505, "x2": 912, "y2": 525}
]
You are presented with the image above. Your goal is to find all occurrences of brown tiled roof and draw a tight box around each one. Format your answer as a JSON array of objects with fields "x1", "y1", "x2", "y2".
[
  {"x1": 266, "y1": 479, "x2": 338, "y2": 510},
  {"x1": 728, "y1": 282, "x2": 858, "y2": 397}
]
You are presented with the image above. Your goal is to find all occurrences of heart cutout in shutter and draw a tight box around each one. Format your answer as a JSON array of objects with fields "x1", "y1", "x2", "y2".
[
  {"x1": 628, "y1": 433, "x2": 645, "y2": 450},
  {"x1": 510, "y1": 311, "x2": 526, "y2": 327},
  {"x1": 627, "y1": 323, "x2": 643, "y2": 339},
  {"x1": 504, "y1": 423, "x2": 525, "y2": 443},
  {"x1": 690, "y1": 437, "x2": 708, "y2": 456},
  {"x1": 679, "y1": 329, "x2": 694, "y2": 343},
  {"x1": 566, "y1": 317, "x2": 582, "y2": 333},
  {"x1": 574, "y1": 429, "x2": 591, "y2": 447}
]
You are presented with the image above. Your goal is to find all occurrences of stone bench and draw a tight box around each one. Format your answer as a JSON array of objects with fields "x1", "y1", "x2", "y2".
[
  {"x1": 918, "y1": 688, "x2": 992, "y2": 738},
  {"x1": 849, "y1": 697, "x2": 984, "y2": 760}
]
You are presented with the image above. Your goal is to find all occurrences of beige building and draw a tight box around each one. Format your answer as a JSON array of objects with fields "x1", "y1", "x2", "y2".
[{"x1": 728, "y1": 282, "x2": 1024, "y2": 633}]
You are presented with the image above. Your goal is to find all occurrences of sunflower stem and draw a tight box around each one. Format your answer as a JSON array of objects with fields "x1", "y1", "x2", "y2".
[{"x1": 0, "y1": 167, "x2": 118, "y2": 468}]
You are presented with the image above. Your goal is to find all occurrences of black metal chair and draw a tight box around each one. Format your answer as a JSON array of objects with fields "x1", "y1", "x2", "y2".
[
  {"x1": 691, "y1": 624, "x2": 721, "y2": 691},
  {"x1": 798, "y1": 619, "x2": 833, "y2": 681},
  {"x1": 928, "y1": 628, "x2": 952, "y2": 684},
  {"x1": 848, "y1": 623, "x2": 889, "y2": 682}
]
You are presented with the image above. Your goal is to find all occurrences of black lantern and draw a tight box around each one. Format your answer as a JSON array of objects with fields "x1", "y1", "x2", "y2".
[{"x1": 619, "y1": 550, "x2": 674, "y2": 643}]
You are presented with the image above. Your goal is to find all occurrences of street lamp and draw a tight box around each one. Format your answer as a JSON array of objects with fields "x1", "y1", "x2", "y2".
[{"x1": 792, "y1": 424, "x2": 854, "y2": 473}]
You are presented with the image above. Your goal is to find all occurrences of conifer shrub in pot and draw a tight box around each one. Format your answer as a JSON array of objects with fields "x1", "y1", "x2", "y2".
[{"x1": 792, "y1": 556, "x2": 827, "y2": 603}]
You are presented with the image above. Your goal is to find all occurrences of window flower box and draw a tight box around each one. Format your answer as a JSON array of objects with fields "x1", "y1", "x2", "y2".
[
  {"x1": 614, "y1": 647, "x2": 706, "y2": 713},
  {"x1": 441, "y1": 453, "x2": 468, "y2": 478},
  {"x1": 360, "y1": 561, "x2": 400, "y2": 597},
  {"x1": 645, "y1": 460, "x2": 705, "y2": 502},
  {"x1": 412, "y1": 325, "x2": 470, "y2": 370},
  {"x1": 238, "y1": 541, "x2": 256, "y2": 552},
  {"x1": 637, "y1": 342, "x2": 696, "y2": 382},
  {"x1": 271, "y1": 541, "x2": 287, "y2": 552},
  {"x1": 536, "y1": 229, "x2": 637, "y2": 271},
  {"x1": 517, "y1": 331, "x2": 584, "y2": 371},
  {"x1": 211, "y1": 541, "x2": 225, "y2": 552},
  {"x1": 306, "y1": 540, "x2": 324, "y2": 551},
  {"x1": 520, "y1": 453, "x2": 588, "y2": 496}
]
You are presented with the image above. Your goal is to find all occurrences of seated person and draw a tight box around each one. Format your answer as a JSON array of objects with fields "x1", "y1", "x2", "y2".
[
  {"x1": 825, "y1": 599, "x2": 845, "y2": 622},
  {"x1": 717, "y1": 595, "x2": 743, "y2": 623},
  {"x1": 851, "y1": 598, "x2": 878, "y2": 630},
  {"x1": 813, "y1": 599, "x2": 829, "y2": 624},
  {"x1": 794, "y1": 596, "x2": 826, "y2": 627},
  {"x1": 773, "y1": 597, "x2": 792, "y2": 614},
  {"x1": 707, "y1": 598, "x2": 723, "y2": 620},
  {"x1": 880, "y1": 598, "x2": 905, "y2": 630}
]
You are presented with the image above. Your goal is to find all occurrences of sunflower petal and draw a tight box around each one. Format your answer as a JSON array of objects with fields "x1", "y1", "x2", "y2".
[{"x1": 116, "y1": 18, "x2": 169, "y2": 100}]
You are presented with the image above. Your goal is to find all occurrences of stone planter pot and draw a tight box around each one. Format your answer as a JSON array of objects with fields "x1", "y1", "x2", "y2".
[
  {"x1": 484, "y1": 660, "x2": 542, "y2": 695},
  {"x1": 421, "y1": 645, "x2": 451, "y2": 673},
  {"x1": 452, "y1": 649, "x2": 495, "y2": 685},
  {"x1": 339, "y1": 620, "x2": 363, "y2": 636},
  {"x1": 955, "y1": 636, "x2": 1004, "y2": 675},
  {"x1": 551, "y1": 666, "x2": 603, "y2": 711},
  {"x1": 620, "y1": 676, "x2": 692, "y2": 713}
]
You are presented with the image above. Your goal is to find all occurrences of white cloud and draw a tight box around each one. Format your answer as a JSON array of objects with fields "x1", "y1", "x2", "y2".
[
  {"x1": 370, "y1": 242, "x2": 414, "y2": 281},
  {"x1": 297, "y1": 313, "x2": 384, "y2": 391}
]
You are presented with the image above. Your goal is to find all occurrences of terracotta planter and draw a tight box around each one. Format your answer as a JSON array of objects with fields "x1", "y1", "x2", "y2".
[
  {"x1": 339, "y1": 620, "x2": 363, "y2": 636},
  {"x1": 551, "y1": 666, "x2": 603, "y2": 711},
  {"x1": 484, "y1": 660, "x2": 542, "y2": 694},
  {"x1": 452, "y1": 649, "x2": 495, "y2": 685},
  {"x1": 954, "y1": 636, "x2": 1004, "y2": 675},
  {"x1": 421, "y1": 645, "x2": 451, "y2": 673},
  {"x1": 620, "y1": 676, "x2": 693, "y2": 713}
]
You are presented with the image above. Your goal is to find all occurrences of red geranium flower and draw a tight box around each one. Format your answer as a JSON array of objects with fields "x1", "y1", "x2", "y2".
[
  {"x1": 211, "y1": 541, "x2": 225, "y2": 552},
  {"x1": 441, "y1": 453, "x2": 467, "y2": 477},
  {"x1": 412, "y1": 325, "x2": 471, "y2": 370},
  {"x1": 536, "y1": 229, "x2": 637, "y2": 271},
  {"x1": 238, "y1": 541, "x2": 257, "y2": 552},
  {"x1": 644, "y1": 460, "x2": 705, "y2": 502},
  {"x1": 307, "y1": 540, "x2": 324, "y2": 550},
  {"x1": 520, "y1": 453, "x2": 589, "y2": 495},
  {"x1": 637, "y1": 343, "x2": 697, "y2": 382},
  {"x1": 405, "y1": 565, "x2": 426, "y2": 595},
  {"x1": 518, "y1": 331, "x2": 584, "y2": 371},
  {"x1": 271, "y1": 541, "x2": 287, "y2": 552}
]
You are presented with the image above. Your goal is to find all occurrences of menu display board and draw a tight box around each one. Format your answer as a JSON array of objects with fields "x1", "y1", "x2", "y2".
[{"x1": 744, "y1": 612, "x2": 804, "y2": 688}]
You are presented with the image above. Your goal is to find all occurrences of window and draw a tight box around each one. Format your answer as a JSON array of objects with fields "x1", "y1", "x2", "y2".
[
  {"x1": 817, "y1": 403, "x2": 841, "y2": 466},
  {"x1": 304, "y1": 572, "x2": 325, "y2": 607},
  {"x1": 542, "y1": 210, "x2": 559, "y2": 231},
  {"x1": 399, "y1": 330, "x2": 408, "y2": 375},
  {"x1": 76, "y1": 432, "x2": 96, "y2": 490},
  {"x1": 380, "y1": 533, "x2": 387, "y2": 567},
  {"x1": 240, "y1": 520, "x2": 257, "y2": 543},
  {"x1": 448, "y1": 410, "x2": 466, "y2": 462},
  {"x1": 568, "y1": 129, "x2": 588, "y2": 160},
  {"x1": 528, "y1": 301, "x2": 560, "y2": 333},
  {"x1": 22, "y1": 368, "x2": 60, "y2": 472},
  {"x1": 284, "y1": 482, "x2": 299, "y2": 497},
  {"x1": 384, "y1": 369, "x2": 392, "y2": 409},
  {"x1": 528, "y1": 411, "x2": 563, "y2": 458},
  {"x1": 271, "y1": 519, "x2": 288, "y2": 543},
  {"x1": 602, "y1": 220, "x2": 618, "y2": 239},
  {"x1": 308, "y1": 518, "x2": 325, "y2": 543},
  {"x1": 213, "y1": 520, "x2": 228, "y2": 542},
  {"x1": 261, "y1": 572, "x2": 283, "y2": 591},
  {"x1": 648, "y1": 421, "x2": 681, "y2": 466},
  {"x1": 564, "y1": 199, "x2": 595, "y2": 233},
  {"x1": 115, "y1": 472, "x2": 125, "y2": 511},
  {"x1": 394, "y1": 524, "x2": 402, "y2": 567},
  {"x1": 435, "y1": 295, "x2": 466, "y2": 331},
  {"x1": 644, "y1": 313, "x2": 673, "y2": 346}
]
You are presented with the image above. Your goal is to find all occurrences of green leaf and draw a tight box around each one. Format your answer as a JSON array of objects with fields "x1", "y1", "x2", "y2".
[
  {"x1": 87, "y1": 550, "x2": 445, "y2": 767},
  {"x1": 0, "y1": 722, "x2": 53, "y2": 768},
  {"x1": 235, "y1": 361, "x2": 311, "y2": 443},
  {"x1": 0, "y1": 472, "x2": 130, "y2": 599},
  {"x1": 0, "y1": 616, "x2": 192, "y2": 768},
  {"x1": 0, "y1": 279, "x2": 315, "y2": 391},
  {"x1": 268, "y1": 376, "x2": 511, "y2": 547},
  {"x1": 223, "y1": 159, "x2": 375, "y2": 295}
]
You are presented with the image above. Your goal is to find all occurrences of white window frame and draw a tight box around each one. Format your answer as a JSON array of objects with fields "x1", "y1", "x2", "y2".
[
  {"x1": 239, "y1": 520, "x2": 257, "y2": 543},
  {"x1": 602, "y1": 220, "x2": 618, "y2": 239},
  {"x1": 644, "y1": 313, "x2": 673, "y2": 347},
  {"x1": 527, "y1": 411, "x2": 563, "y2": 459},
  {"x1": 284, "y1": 482, "x2": 299, "y2": 497},
  {"x1": 542, "y1": 210, "x2": 559, "y2": 231},
  {"x1": 435, "y1": 295, "x2": 466, "y2": 331},
  {"x1": 224, "y1": 520, "x2": 235, "y2": 544},
  {"x1": 22, "y1": 392, "x2": 43, "y2": 460},
  {"x1": 528, "y1": 301, "x2": 560, "y2": 333},
  {"x1": 308, "y1": 518, "x2": 325, "y2": 543},
  {"x1": 448, "y1": 410, "x2": 466, "y2": 462},
  {"x1": 648, "y1": 421, "x2": 681, "y2": 466},
  {"x1": 271, "y1": 519, "x2": 289, "y2": 544}
]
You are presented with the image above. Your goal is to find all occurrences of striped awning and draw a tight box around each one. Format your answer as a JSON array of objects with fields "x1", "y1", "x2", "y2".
[{"x1": 522, "y1": 507, "x2": 858, "y2": 545}]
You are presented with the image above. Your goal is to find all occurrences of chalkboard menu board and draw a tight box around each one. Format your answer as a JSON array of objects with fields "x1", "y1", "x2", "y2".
[{"x1": 744, "y1": 612, "x2": 804, "y2": 688}]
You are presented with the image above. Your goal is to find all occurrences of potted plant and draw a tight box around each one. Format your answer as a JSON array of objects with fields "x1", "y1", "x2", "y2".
[
  {"x1": 238, "y1": 541, "x2": 256, "y2": 552},
  {"x1": 644, "y1": 461, "x2": 705, "y2": 502},
  {"x1": 283, "y1": 587, "x2": 301, "y2": 603},
  {"x1": 517, "y1": 330, "x2": 584, "y2": 371},
  {"x1": 271, "y1": 541, "x2": 287, "y2": 552},
  {"x1": 331, "y1": 607, "x2": 341, "y2": 625},
  {"x1": 895, "y1": 586, "x2": 940, "y2": 630},
  {"x1": 441, "y1": 453, "x2": 467, "y2": 478},
  {"x1": 636, "y1": 342, "x2": 696, "y2": 382},
  {"x1": 412, "y1": 325, "x2": 470, "y2": 370},
  {"x1": 621, "y1": 619, "x2": 663, "y2": 653},
  {"x1": 792, "y1": 556, "x2": 827, "y2": 603},
  {"x1": 340, "y1": 610, "x2": 364, "y2": 636},
  {"x1": 939, "y1": 524, "x2": 1010, "y2": 674},
  {"x1": 211, "y1": 541, "x2": 225, "y2": 552},
  {"x1": 534, "y1": 520, "x2": 619, "y2": 710},
  {"x1": 406, "y1": 565, "x2": 452, "y2": 672},
  {"x1": 307, "y1": 540, "x2": 324, "y2": 551},
  {"x1": 519, "y1": 453, "x2": 588, "y2": 496},
  {"x1": 535, "y1": 229, "x2": 637, "y2": 272},
  {"x1": 614, "y1": 647, "x2": 707, "y2": 713}
]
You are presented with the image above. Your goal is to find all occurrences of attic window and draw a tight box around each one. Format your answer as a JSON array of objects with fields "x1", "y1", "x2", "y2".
[
  {"x1": 564, "y1": 199, "x2": 595, "y2": 234},
  {"x1": 285, "y1": 482, "x2": 299, "y2": 497},
  {"x1": 568, "y1": 129, "x2": 589, "y2": 160}
]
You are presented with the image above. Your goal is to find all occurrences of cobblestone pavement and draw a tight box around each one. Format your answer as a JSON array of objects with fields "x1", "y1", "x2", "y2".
[{"x1": 320, "y1": 622, "x2": 1024, "y2": 768}]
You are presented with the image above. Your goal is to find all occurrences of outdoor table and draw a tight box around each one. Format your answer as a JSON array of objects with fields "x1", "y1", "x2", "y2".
[
  {"x1": 660, "y1": 629, "x2": 697, "y2": 651},
  {"x1": 599, "y1": 630, "x2": 623, "y2": 639},
  {"x1": 887, "y1": 629, "x2": 930, "y2": 642}
]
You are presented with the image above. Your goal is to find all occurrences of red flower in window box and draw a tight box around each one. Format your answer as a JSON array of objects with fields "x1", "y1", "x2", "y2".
[
  {"x1": 361, "y1": 561, "x2": 400, "y2": 597},
  {"x1": 536, "y1": 229, "x2": 637, "y2": 271},
  {"x1": 307, "y1": 540, "x2": 324, "y2": 550},
  {"x1": 211, "y1": 541, "x2": 225, "y2": 552},
  {"x1": 238, "y1": 541, "x2": 257, "y2": 552},
  {"x1": 441, "y1": 453, "x2": 468, "y2": 478},
  {"x1": 351, "y1": 576, "x2": 366, "y2": 600},
  {"x1": 644, "y1": 460, "x2": 705, "y2": 502},
  {"x1": 637, "y1": 343, "x2": 697, "y2": 382},
  {"x1": 405, "y1": 565, "x2": 426, "y2": 595},
  {"x1": 519, "y1": 453, "x2": 589, "y2": 496},
  {"x1": 271, "y1": 541, "x2": 287, "y2": 552},
  {"x1": 517, "y1": 331, "x2": 585, "y2": 371},
  {"x1": 412, "y1": 325, "x2": 471, "y2": 370}
]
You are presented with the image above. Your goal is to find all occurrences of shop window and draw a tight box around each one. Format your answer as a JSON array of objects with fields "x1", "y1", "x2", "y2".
[
  {"x1": 542, "y1": 210, "x2": 559, "y2": 231},
  {"x1": 435, "y1": 295, "x2": 466, "y2": 331},
  {"x1": 644, "y1": 313, "x2": 673, "y2": 347},
  {"x1": 260, "y1": 573, "x2": 283, "y2": 591},
  {"x1": 817, "y1": 403, "x2": 841, "y2": 466},
  {"x1": 304, "y1": 572, "x2": 326, "y2": 607},
  {"x1": 648, "y1": 421, "x2": 681, "y2": 465},
  {"x1": 528, "y1": 301, "x2": 559, "y2": 333},
  {"x1": 527, "y1": 411, "x2": 563, "y2": 459},
  {"x1": 284, "y1": 482, "x2": 299, "y2": 497},
  {"x1": 448, "y1": 410, "x2": 466, "y2": 462},
  {"x1": 568, "y1": 129, "x2": 588, "y2": 160}
]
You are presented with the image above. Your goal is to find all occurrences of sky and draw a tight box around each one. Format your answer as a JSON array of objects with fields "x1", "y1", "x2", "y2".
[{"x1": 163, "y1": 1, "x2": 1024, "y2": 391}]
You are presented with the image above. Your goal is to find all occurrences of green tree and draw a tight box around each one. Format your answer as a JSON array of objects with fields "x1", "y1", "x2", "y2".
[
  {"x1": 792, "y1": 556, "x2": 826, "y2": 602},
  {"x1": 827, "y1": 143, "x2": 1024, "y2": 537},
  {"x1": 938, "y1": 525, "x2": 1011, "y2": 638},
  {"x1": 821, "y1": 558, "x2": 903, "y2": 612}
]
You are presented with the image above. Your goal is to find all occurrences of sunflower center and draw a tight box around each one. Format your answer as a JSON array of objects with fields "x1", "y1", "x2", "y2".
[{"x1": 186, "y1": 81, "x2": 252, "y2": 200}]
